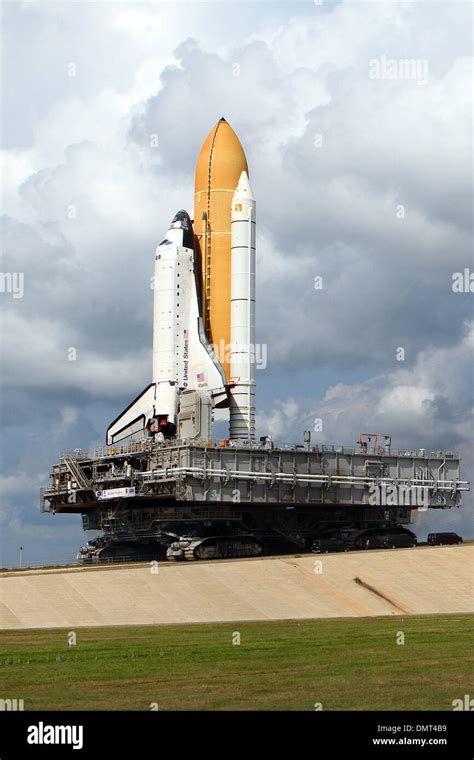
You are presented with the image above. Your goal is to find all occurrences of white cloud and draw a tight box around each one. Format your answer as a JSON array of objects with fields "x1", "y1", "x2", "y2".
[
  {"x1": 376, "y1": 385, "x2": 435, "y2": 420},
  {"x1": 257, "y1": 397, "x2": 300, "y2": 439},
  {"x1": 1, "y1": 310, "x2": 151, "y2": 396}
]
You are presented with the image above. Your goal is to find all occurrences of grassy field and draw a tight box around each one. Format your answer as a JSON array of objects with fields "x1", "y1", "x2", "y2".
[{"x1": 1, "y1": 614, "x2": 472, "y2": 711}]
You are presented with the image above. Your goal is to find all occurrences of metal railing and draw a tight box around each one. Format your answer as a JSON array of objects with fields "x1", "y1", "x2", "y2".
[
  {"x1": 60, "y1": 440, "x2": 460, "y2": 462},
  {"x1": 0, "y1": 557, "x2": 81, "y2": 572},
  {"x1": 0, "y1": 554, "x2": 164, "y2": 572}
]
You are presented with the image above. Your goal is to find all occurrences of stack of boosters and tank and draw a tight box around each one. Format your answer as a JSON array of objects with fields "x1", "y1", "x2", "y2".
[{"x1": 107, "y1": 118, "x2": 256, "y2": 447}]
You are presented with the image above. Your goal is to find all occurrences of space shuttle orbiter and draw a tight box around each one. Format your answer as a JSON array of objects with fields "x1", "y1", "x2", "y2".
[{"x1": 106, "y1": 210, "x2": 227, "y2": 444}]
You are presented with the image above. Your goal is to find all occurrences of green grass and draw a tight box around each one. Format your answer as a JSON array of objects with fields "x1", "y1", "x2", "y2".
[{"x1": 1, "y1": 614, "x2": 472, "y2": 711}]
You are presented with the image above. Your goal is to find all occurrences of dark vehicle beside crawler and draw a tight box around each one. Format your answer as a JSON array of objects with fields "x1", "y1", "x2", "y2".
[{"x1": 427, "y1": 532, "x2": 463, "y2": 546}]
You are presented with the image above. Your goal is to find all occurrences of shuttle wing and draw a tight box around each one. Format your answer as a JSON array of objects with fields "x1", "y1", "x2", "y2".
[{"x1": 106, "y1": 384, "x2": 157, "y2": 445}]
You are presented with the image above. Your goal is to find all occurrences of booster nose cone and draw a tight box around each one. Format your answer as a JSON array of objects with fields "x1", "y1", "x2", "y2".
[{"x1": 233, "y1": 171, "x2": 255, "y2": 202}]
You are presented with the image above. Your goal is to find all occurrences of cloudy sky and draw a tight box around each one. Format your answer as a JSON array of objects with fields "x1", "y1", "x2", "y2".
[{"x1": 1, "y1": 0, "x2": 472, "y2": 566}]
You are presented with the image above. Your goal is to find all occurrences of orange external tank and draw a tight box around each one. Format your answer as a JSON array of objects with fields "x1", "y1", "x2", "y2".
[{"x1": 194, "y1": 118, "x2": 248, "y2": 379}]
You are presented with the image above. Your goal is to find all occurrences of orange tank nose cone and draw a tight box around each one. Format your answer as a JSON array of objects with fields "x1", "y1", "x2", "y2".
[
  {"x1": 194, "y1": 119, "x2": 249, "y2": 379},
  {"x1": 195, "y1": 118, "x2": 248, "y2": 193}
]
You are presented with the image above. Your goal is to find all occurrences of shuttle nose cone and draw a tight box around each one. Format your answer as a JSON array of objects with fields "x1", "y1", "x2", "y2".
[
  {"x1": 171, "y1": 209, "x2": 192, "y2": 228},
  {"x1": 169, "y1": 209, "x2": 195, "y2": 249}
]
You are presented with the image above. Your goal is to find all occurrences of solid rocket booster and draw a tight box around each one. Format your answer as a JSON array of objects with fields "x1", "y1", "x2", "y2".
[
  {"x1": 194, "y1": 118, "x2": 248, "y2": 380},
  {"x1": 229, "y1": 171, "x2": 256, "y2": 440}
]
